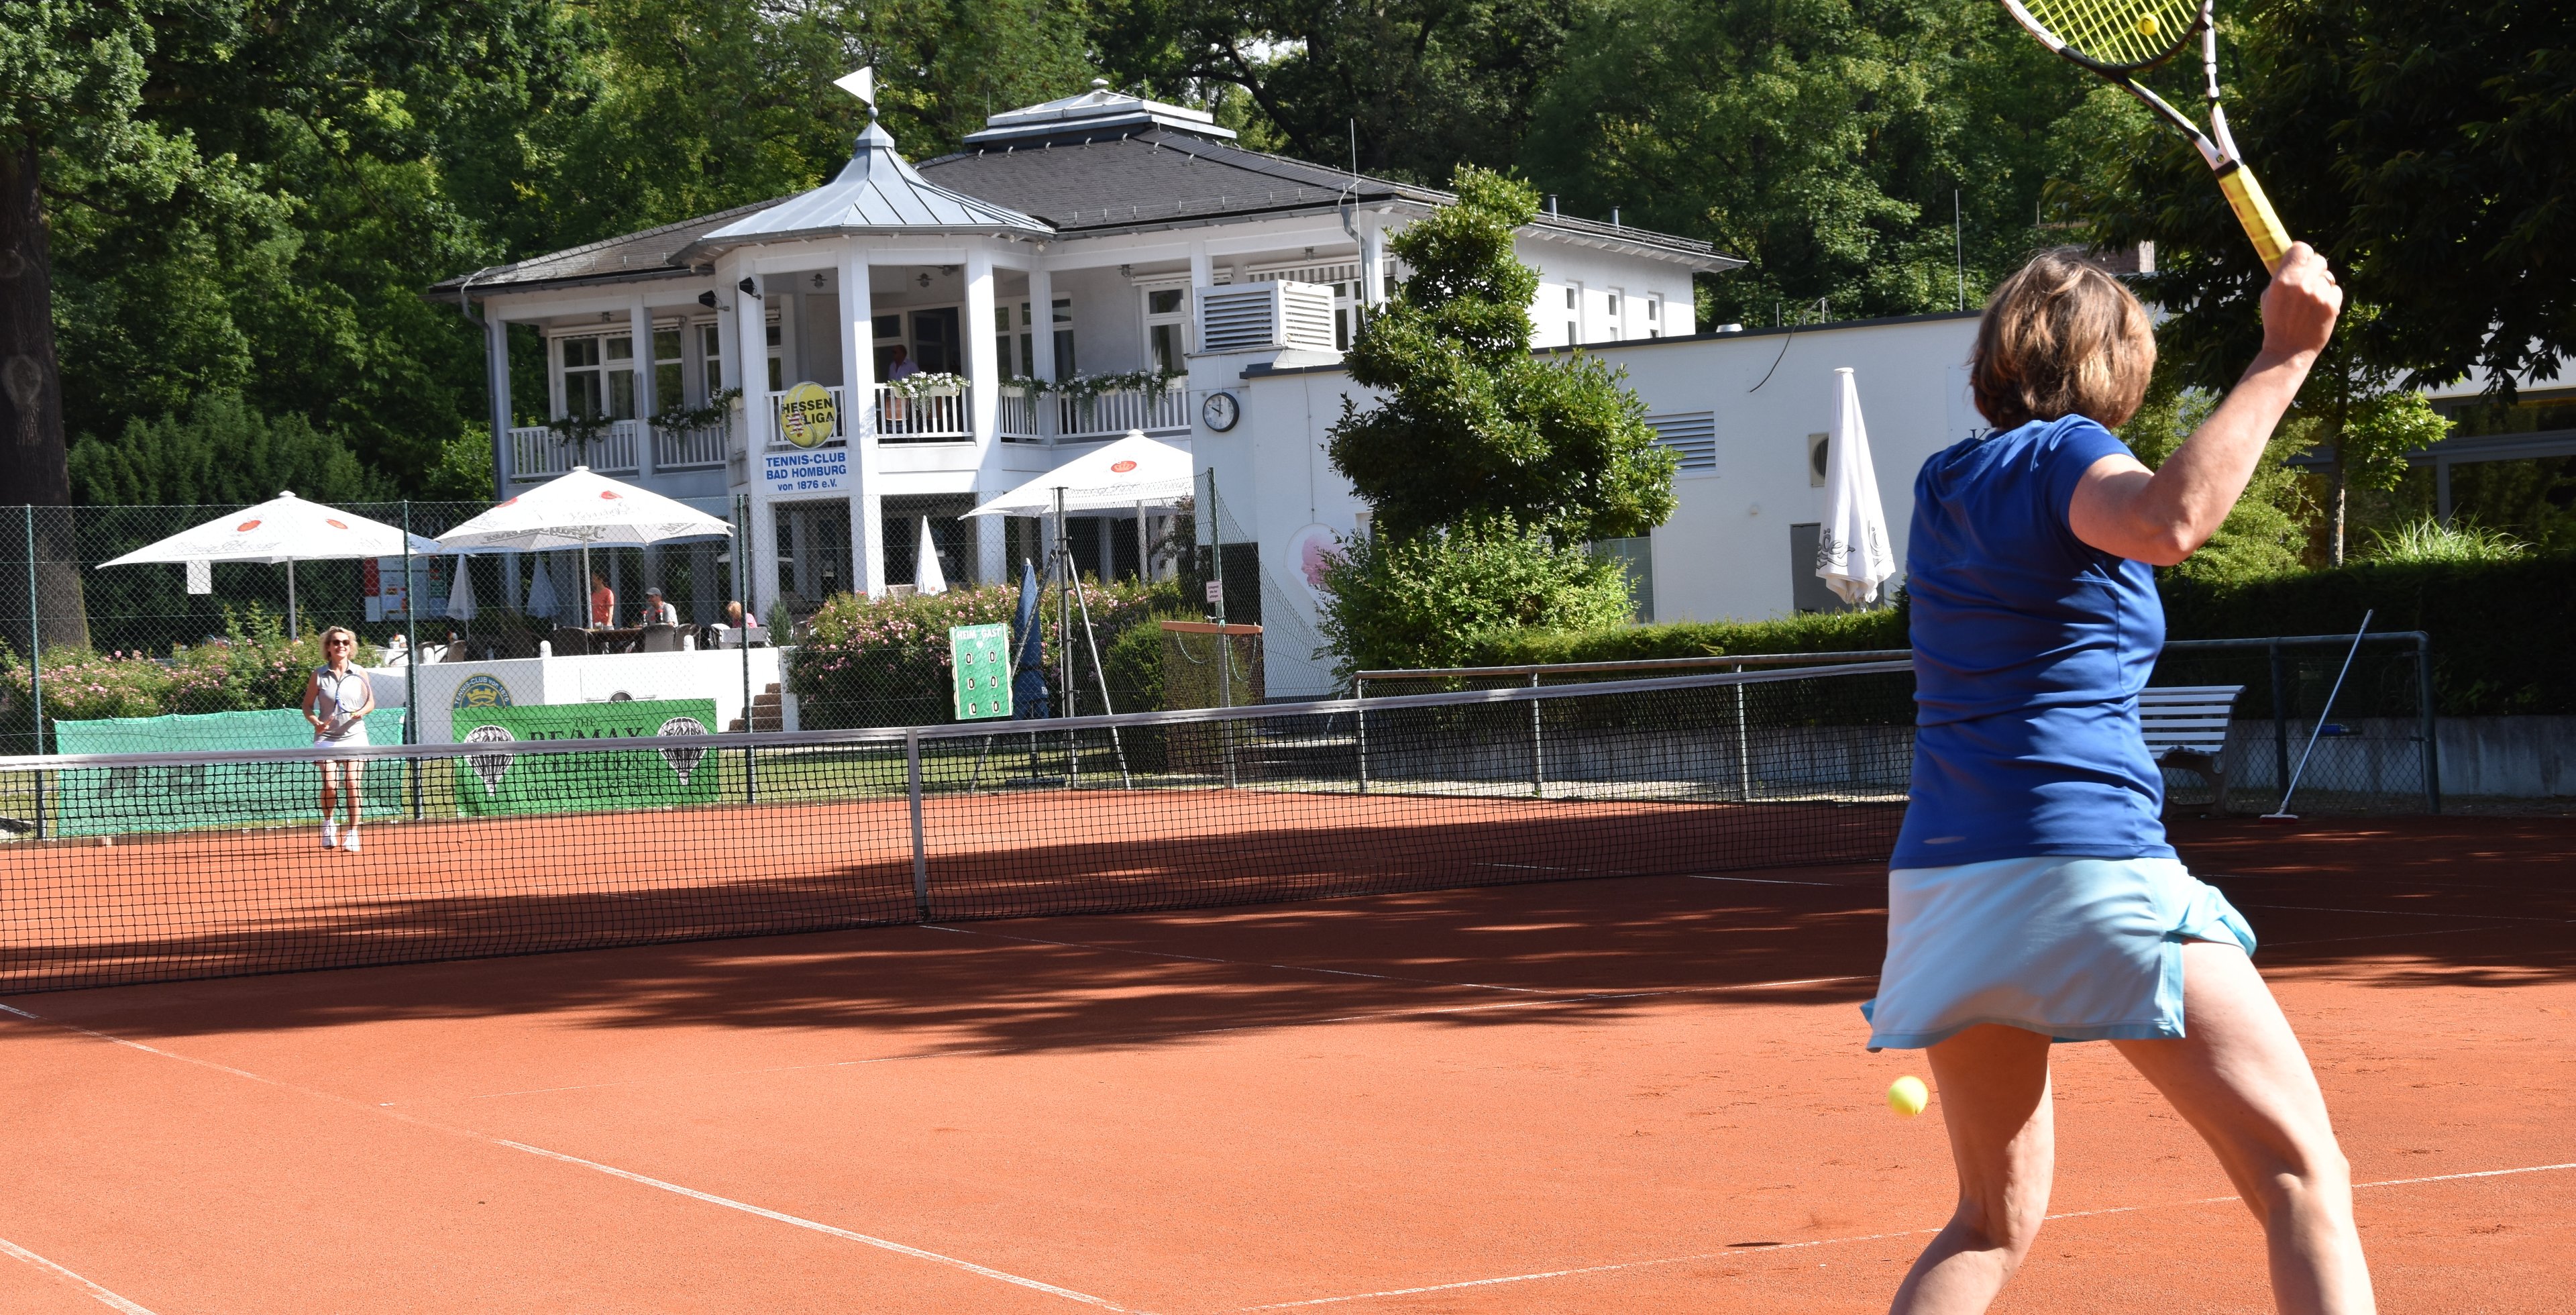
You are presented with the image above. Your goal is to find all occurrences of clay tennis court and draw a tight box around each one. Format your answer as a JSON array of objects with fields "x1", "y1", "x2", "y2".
[{"x1": 1, "y1": 813, "x2": 2569, "y2": 1312}]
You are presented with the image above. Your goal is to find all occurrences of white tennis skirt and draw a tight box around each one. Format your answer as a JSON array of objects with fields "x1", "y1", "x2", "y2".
[
  {"x1": 313, "y1": 724, "x2": 371, "y2": 751},
  {"x1": 1862, "y1": 855, "x2": 2256, "y2": 1051}
]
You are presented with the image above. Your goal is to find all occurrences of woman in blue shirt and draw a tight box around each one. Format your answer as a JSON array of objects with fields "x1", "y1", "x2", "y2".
[{"x1": 1872, "y1": 246, "x2": 2371, "y2": 1313}]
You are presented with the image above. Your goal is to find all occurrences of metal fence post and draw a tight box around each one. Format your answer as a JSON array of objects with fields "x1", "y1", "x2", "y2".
[
  {"x1": 401, "y1": 501, "x2": 422, "y2": 821},
  {"x1": 2267, "y1": 639, "x2": 2290, "y2": 798},
  {"x1": 1529, "y1": 672, "x2": 1544, "y2": 798},
  {"x1": 2416, "y1": 633, "x2": 2440, "y2": 814},
  {"x1": 23, "y1": 506, "x2": 44, "y2": 838},
  {"x1": 1354, "y1": 676, "x2": 1368, "y2": 795},
  {"x1": 907, "y1": 729, "x2": 930, "y2": 921},
  {"x1": 1734, "y1": 664, "x2": 1752, "y2": 802}
]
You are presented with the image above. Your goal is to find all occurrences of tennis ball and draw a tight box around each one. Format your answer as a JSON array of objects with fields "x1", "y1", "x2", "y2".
[
  {"x1": 2135, "y1": 13, "x2": 2161, "y2": 36},
  {"x1": 1888, "y1": 1075, "x2": 1929, "y2": 1118}
]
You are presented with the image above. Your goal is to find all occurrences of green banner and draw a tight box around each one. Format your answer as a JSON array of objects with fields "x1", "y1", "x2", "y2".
[
  {"x1": 949, "y1": 623, "x2": 1012, "y2": 720},
  {"x1": 53, "y1": 706, "x2": 411, "y2": 837},
  {"x1": 451, "y1": 698, "x2": 720, "y2": 817}
]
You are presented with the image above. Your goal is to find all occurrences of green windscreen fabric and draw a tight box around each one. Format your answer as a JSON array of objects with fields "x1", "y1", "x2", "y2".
[
  {"x1": 53, "y1": 706, "x2": 411, "y2": 836},
  {"x1": 451, "y1": 699, "x2": 720, "y2": 817}
]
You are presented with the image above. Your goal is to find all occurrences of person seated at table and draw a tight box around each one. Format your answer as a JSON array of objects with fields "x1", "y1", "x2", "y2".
[
  {"x1": 722, "y1": 600, "x2": 747, "y2": 629},
  {"x1": 637, "y1": 586, "x2": 678, "y2": 627},
  {"x1": 589, "y1": 571, "x2": 615, "y2": 628}
]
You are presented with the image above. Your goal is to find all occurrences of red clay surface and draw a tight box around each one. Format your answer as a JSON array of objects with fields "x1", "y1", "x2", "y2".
[{"x1": 1, "y1": 814, "x2": 2570, "y2": 1312}]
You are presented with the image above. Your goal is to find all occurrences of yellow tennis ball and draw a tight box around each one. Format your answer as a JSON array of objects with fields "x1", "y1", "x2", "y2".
[
  {"x1": 2135, "y1": 13, "x2": 2161, "y2": 36},
  {"x1": 1888, "y1": 1075, "x2": 1929, "y2": 1118}
]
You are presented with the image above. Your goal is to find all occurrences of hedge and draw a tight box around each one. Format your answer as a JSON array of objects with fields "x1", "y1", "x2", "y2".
[{"x1": 1461, "y1": 550, "x2": 2575, "y2": 716}]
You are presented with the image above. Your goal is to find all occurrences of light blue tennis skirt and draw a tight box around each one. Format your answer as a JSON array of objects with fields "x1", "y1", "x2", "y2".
[{"x1": 1862, "y1": 855, "x2": 2256, "y2": 1051}]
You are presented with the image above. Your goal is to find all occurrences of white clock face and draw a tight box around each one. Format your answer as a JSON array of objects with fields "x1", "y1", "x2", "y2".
[{"x1": 1201, "y1": 390, "x2": 1241, "y2": 432}]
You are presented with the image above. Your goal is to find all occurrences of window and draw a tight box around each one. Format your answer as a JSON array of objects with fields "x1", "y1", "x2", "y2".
[
  {"x1": 1051, "y1": 297, "x2": 1075, "y2": 376},
  {"x1": 764, "y1": 318, "x2": 784, "y2": 392},
  {"x1": 1563, "y1": 282, "x2": 1583, "y2": 346},
  {"x1": 1144, "y1": 286, "x2": 1187, "y2": 372},
  {"x1": 698, "y1": 323, "x2": 724, "y2": 398},
  {"x1": 1646, "y1": 295, "x2": 1662, "y2": 339},
  {"x1": 996, "y1": 303, "x2": 1016, "y2": 376},
  {"x1": 651, "y1": 327, "x2": 685, "y2": 415},
  {"x1": 872, "y1": 313, "x2": 906, "y2": 380},
  {"x1": 1606, "y1": 290, "x2": 1624, "y2": 341},
  {"x1": 561, "y1": 336, "x2": 603, "y2": 417},
  {"x1": 603, "y1": 335, "x2": 637, "y2": 419}
]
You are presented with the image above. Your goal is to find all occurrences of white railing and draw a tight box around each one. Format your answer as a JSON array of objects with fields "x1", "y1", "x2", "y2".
[
  {"x1": 873, "y1": 383, "x2": 973, "y2": 442},
  {"x1": 998, "y1": 384, "x2": 1045, "y2": 443},
  {"x1": 508, "y1": 419, "x2": 642, "y2": 481},
  {"x1": 1056, "y1": 387, "x2": 1191, "y2": 442},
  {"x1": 651, "y1": 419, "x2": 729, "y2": 470},
  {"x1": 769, "y1": 386, "x2": 846, "y2": 448}
]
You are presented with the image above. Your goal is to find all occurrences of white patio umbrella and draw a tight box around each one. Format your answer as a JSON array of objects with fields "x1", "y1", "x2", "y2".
[
  {"x1": 1816, "y1": 367, "x2": 1896, "y2": 607},
  {"x1": 443, "y1": 553, "x2": 478, "y2": 623},
  {"x1": 524, "y1": 556, "x2": 561, "y2": 624},
  {"x1": 97, "y1": 490, "x2": 440, "y2": 637},
  {"x1": 964, "y1": 432, "x2": 1195, "y2": 519},
  {"x1": 435, "y1": 467, "x2": 734, "y2": 621},
  {"x1": 914, "y1": 518, "x2": 947, "y2": 596}
]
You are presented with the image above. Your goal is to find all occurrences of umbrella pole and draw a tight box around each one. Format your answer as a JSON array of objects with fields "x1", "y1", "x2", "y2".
[
  {"x1": 402, "y1": 503, "x2": 420, "y2": 821},
  {"x1": 580, "y1": 539, "x2": 592, "y2": 627},
  {"x1": 286, "y1": 560, "x2": 299, "y2": 639}
]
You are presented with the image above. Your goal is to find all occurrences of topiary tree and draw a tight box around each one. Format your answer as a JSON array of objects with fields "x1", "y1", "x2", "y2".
[
  {"x1": 1319, "y1": 166, "x2": 1676, "y2": 674},
  {"x1": 1328, "y1": 166, "x2": 1677, "y2": 545}
]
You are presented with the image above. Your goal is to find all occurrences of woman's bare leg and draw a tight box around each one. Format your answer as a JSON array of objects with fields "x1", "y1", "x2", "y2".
[
  {"x1": 1890, "y1": 1023, "x2": 2055, "y2": 1314},
  {"x1": 317, "y1": 761, "x2": 339, "y2": 820},
  {"x1": 2112, "y1": 942, "x2": 2374, "y2": 1314},
  {"x1": 338, "y1": 761, "x2": 362, "y2": 825}
]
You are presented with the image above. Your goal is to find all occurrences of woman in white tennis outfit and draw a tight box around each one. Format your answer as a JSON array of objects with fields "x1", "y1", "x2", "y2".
[
  {"x1": 302, "y1": 626, "x2": 376, "y2": 853},
  {"x1": 1871, "y1": 246, "x2": 2373, "y2": 1314}
]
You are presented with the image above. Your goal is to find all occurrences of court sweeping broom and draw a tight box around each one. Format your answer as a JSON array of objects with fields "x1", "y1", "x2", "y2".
[{"x1": 2262, "y1": 609, "x2": 2374, "y2": 823}]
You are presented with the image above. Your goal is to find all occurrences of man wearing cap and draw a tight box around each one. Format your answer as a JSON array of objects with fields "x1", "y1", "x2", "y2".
[{"x1": 637, "y1": 586, "x2": 678, "y2": 627}]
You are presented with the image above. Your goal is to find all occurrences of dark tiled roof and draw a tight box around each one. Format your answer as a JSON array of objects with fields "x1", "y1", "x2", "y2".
[{"x1": 428, "y1": 200, "x2": 779, "y2": 293}]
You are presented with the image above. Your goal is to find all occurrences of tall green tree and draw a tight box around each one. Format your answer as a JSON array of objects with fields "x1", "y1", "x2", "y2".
[
  {"x1": 1521, "y1": 0, "x2": 2089, "y2": 325},
  {"x1": 1330, "y1": 167, "x2": 1676, "y2": 542},
  {"x1": 68, "y1": 391, "x2": 389, "y2": 505}
]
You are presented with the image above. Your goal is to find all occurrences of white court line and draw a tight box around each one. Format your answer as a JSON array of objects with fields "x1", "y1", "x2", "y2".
[
  {"x1": 0, "y1": 1237, "x2": 158, "y2": 1314},
  {"x1": 0, "y1": 1003, "x2": 1130, "y2": 1312},
  {"x1": 1238, "y1": 1161, "x2": 2576, "y2": 1310},
  {"x1": 1686, "y1": 873, "x2": 1854, "y2": 888}
]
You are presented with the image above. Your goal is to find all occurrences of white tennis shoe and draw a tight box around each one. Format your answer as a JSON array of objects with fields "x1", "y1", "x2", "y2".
[
  {"x1": 343, "y1": 828, "x2": 361, "y2": 853},
  {"x1": 323, "y1": 820, "x2": 339, "y2": 849}
]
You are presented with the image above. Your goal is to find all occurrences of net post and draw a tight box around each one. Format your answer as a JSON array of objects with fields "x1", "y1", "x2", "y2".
[
  {"x1": 1528, "y1": 672, "x2": 1544, "y2": 798},
  {"x1": 1733, "y1": 664, "x2": 1752, "y2": 802},
  {"x1": 402, "y1": 501, "x2": 421, "y2": 821},
  {"x1": 2268, "y1": 639, "x2": 2290, "y2": 799},
  {"x1": 907, "y1": 729, "x2": 930, "y2": 920},
  {"x1": 2416, "y1": 633, "x2": 2440, "y2": 814},
  {"x1": 24, "y1": 505, "x2": 45, "y2": 838},
  {"x1": 1354, "y1": 676, "x2": 1368, "y2": 795}
]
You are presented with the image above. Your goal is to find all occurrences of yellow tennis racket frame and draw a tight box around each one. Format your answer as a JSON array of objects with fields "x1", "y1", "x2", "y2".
[{"x1": 2000, "y1": 0, "x2": 2291, "y2": 268}]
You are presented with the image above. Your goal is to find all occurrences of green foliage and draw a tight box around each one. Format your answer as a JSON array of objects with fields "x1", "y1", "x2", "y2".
[
  {"x1": 421, "y1": 430, "x2": 498, "y2": 501},
  {"x1": 66, "y1": 392, "x2": 390, "y2": 505},
  {"x1": 2361, "y1": 517, "x2": 2530, "y2": 565},
  {"x1": 1460, "y1": 601, "x2": 1910, "y2": 667},
  {"x1": 1315, "y1": 521, "x2": 1636, "y2": 678},
  {"x1": 790, "y1": 578, "x2": 1184, "y2": 727},
  {"x1": 0, "y1": 603, "x2": 325, "y2": 725},
  {"x1": 1522, "y1": 0, "x2": 2086, "y2": 325},
  {"x1": 2161, "y1": 550, "x2": 2576, "y2": 715},
  {"x1": 2340, "y1": 392, "x2": 2452, "y2": 494},
  {"x1": 1330, "y1": 167, "x2": 1677, "y2": 545},
  {"x1": 2068, "y1": 0, "x2": 2573, "y2": 397},
  {"x1": 2118, "y1": 384, "x2": 2314, "y2": 584}
]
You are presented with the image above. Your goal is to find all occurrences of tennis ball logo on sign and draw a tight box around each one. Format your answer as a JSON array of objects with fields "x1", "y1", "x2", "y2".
[
  {"x1": 657, "y1": 716, "x2": 709, "y2": 785},
  {"x1": 464, "y1": 724, "x2": 517, "y2": 795}
]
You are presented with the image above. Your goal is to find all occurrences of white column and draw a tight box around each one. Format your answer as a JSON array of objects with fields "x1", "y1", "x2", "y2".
[
  {"x1": 629, "y1": 297, "x2": 654, "y2": 475},
  {"x1": 735, "y1": 264, "x2": 782, "y2": 615},
  {"x1": 1360, "y1": 217, "x2": 1388, "y2": 308},
  {"x1": 837, "y1": 244, "x2": 885, "y2": 599},
  {"x1": 963, "y1": 248, "x2": 999, "y2": 452},
  {"x1": 1189, "y1": 241, "x2": 1214, "y2": 352},
  {"x1": 483, "y1": 312, "x2": 511, "y2": 499}
]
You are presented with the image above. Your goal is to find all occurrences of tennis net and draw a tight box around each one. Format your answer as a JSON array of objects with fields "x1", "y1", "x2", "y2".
[{"x1": 0, "y1": 662, "x2": 1915, "y2": 993}]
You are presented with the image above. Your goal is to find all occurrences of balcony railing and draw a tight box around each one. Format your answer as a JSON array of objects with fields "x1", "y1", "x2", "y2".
[
  {"x1": 652, "y1": 419, "x2": 729, "y2": 470},
  {"x1": 873, "y1": 383, "x2": 972, "y2": 443},
  {"x1": 1057, "y1": 386, "x2": 1191, "y2": 442},
  {"x1": 508, "y1": 419, "x2": 642, "y2": 481},
  {"x1": 998, "y1": 384, "x2": 1045, "y2": 443}
]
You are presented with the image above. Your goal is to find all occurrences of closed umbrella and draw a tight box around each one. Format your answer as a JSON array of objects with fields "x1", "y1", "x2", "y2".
[
  {"x1": 98, "y1": 490, "x2": 440, "y2": 637},
  {"x1": 914, "y1": 518, "x2": 947, "y2": 596},
  {"x1": 525, "y1": 554, "x2": 561, "y2": 623},
  {"x1": 444, "y1": 554, "x2": 478, "y2": 622},
  {"x1": 1817, "y1": 367, "x2": 1896, "y2": 607}
]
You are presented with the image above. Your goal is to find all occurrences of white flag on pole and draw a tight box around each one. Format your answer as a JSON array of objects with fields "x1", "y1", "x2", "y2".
[{"x1": 1817, "y1": 366, "x2": 1896, "y2": 607}]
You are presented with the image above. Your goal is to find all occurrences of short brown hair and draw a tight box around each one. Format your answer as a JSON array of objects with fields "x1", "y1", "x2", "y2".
[{"x1": 1969, "y1": 249, "x2": 2156, "y2": 431}]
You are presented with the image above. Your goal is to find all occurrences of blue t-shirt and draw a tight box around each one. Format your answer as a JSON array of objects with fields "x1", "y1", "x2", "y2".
[{"x1": 1892, "y1": 415, "x2": 2174, "y2": 869}]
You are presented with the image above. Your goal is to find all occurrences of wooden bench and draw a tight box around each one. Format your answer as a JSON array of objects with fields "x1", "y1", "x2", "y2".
[{"x1": 2141, "y1": 684, "x2": 2246, "y2": 815}]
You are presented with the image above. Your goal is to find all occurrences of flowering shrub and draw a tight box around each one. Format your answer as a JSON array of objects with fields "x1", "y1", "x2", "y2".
[
  {"x1": 1, "y1": 604, "x2": 327, "y2": 729},
  {"x1": 789, "y1": 578, "x2": 1183, "y2": 727}
]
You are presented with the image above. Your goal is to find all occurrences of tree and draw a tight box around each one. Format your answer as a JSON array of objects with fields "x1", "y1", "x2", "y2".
[
  {"x1": 67, "y1": 392, "x2": 389, "y2": 506},
  {"x1": 1319, "y1": 166, "x2": 1674, "y2": 671},
  {"x1": 1520, "y1": 0, "x2": 2089, "y2": 325},
  {"x1": 1328, "y1": 166, "x2": 1677, "y2": 543}
]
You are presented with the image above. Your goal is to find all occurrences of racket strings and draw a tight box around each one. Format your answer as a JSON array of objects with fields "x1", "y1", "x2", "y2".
[{"x1": 2021, "y1": 0, "x2": 2198, "y2": 69}]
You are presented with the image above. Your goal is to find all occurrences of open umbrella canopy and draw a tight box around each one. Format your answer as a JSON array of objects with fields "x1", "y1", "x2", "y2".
[
  {"x1": 435, "y1": 467, "x2": 733, "y2": 551},
  {"x1": 1816, "y1": 367, "x2": 1896, "y2": 607},
  {"x1": 98, "y1": 492, "x2": 439, "y2": 567},
  {"x1": 965, "y1": 433, "x2": 1194, "y2": 518}
]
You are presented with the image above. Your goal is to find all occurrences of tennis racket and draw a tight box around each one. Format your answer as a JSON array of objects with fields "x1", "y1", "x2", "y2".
[{"x1": 1999, "y1": 0, "x2": 2290, "y2": 269}]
